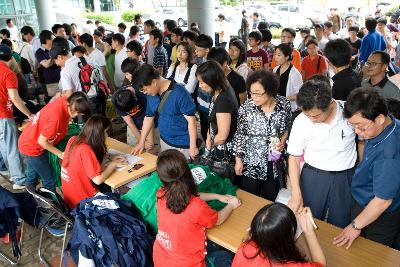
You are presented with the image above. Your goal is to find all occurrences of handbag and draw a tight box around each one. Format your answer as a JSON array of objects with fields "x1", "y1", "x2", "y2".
[{"x1": 192, "y1": 139, "x2": 236, "y2": 181}]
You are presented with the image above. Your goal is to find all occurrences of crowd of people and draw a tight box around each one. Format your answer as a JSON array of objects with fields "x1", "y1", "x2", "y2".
[{"x1": 0, "y1": 5, "x2": 399, "y2": 266}]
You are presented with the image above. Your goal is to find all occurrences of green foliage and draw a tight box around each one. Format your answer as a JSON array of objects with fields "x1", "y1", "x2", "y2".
[
  {"x1": 219, "y1": 0, "x2": 240, "y2": 6},
  {"x1": 82, "y1": 12, "x2": 114, "y2": 25},
  {"x1": 121, "y1": 10, "x2": 153, "y2": 22},
  {"x1": 271, "y1": 28, "x2": 281, "y2": 39}
]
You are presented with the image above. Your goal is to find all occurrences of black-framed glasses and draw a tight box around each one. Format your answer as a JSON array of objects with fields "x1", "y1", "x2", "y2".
[
  {"x1": 365, "y1": 61, "x2": 384, "y2": 67},
  {"x1": 249, "y1": 91, "x2": 266, "y2": 97}
]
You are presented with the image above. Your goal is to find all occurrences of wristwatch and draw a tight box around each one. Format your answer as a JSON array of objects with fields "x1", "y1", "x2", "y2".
[{"x1": 351, "y1": 221, "x2": 362, "y2": 230}]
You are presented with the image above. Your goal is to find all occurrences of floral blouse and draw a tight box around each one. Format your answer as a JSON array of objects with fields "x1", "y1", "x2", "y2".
[{"x1": 234, "y1": 96, "x2": 292, "y2": 181}]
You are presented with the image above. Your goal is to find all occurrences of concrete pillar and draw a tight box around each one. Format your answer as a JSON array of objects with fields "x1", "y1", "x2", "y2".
[
  {"x1": 187, "y1": 0, "x2": 215, "y2": 41},
  {"x1": 34, "y1": 0, "x2": 56, "y2": 31}
]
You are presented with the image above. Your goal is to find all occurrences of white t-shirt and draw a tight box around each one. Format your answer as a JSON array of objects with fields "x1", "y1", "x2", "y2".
[
  {"x1": 287, "y1": 101, "x2": 357, "y2": 171},
  {"x1": 6, "y1": 25, "x2": 19, "y2": 41},
  {"x1": 60, "y1": 55, "x2": 95, "y2": 95},
  {"x1": 87, "y1": 48, "x2": 106, "y2": 67},
  {"x1": 338, "y1": 28, "x2": 350, "y2": 39},
  {"x1": 166, "y1": 64, "x2": 198, "y2": 94},
  {"x1": 114, "y1": 47, "x2": 128, "y2": 88}
]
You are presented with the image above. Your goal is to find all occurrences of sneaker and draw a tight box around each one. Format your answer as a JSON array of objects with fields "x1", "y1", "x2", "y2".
[
  {"x1": 12, "y1": 184, "x2": 25, "y2": 190},
  {"x1": 0, "y1": 170, "x2": 10, "y2": 177}
]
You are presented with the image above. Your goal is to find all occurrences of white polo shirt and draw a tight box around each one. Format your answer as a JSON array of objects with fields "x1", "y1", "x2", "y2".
[
  {"x1": 114, "y1": 47, "x2": 128, "y2": 88},
  {"x1": 87, "y1": 48, "x2": 106, "y2": 67},
  {"x1": 287, "y1": 101, "x2": 357, "y2": 171},
  {"x1": 60, "y1": 55, "x2": 94, "y2": 94}
]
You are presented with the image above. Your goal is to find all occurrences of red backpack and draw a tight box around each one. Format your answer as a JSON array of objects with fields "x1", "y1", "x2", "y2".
[{"x1": 78, "y1": 57, "x2": 110, "y2": 97}]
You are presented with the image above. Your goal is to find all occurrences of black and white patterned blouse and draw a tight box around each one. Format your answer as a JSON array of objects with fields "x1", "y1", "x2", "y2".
[{"x1": 234, "y1": 96, "x2": 292, "y2": 181}]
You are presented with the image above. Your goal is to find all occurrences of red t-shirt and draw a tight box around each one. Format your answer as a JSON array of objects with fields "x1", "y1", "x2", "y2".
[
  {"x1": 18, "y1": 97, "x2": 70, "y2": 156},
  {"x1": 246, "y1": 49, "x2": 269, "y2": 71},
  {"x1": 232, "y1": 242, "x2": 324, "y2": 267},
  {"x1": 301, "y1": 55, "x2": 328, "y2": 80},
  {"x1": 153, "y1": 189, "x2": 218, "y2": 267},
  {"x1": 61, "y1": 136, "x2": 101, "y2": 209},
  {"x1": 0, "y1": 61, "x2": 18, "y2": 118}
]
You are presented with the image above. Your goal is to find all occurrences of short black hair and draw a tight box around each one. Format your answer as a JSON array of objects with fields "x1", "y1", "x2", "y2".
[
  {"x1": 126, "y1": 40, "x2": 143, "y2": 56},
  {"x1": 94, "y1": 20, "x2": 100, "y2": 24},
  {"x1": 257, "y1": 21, "x2": 269, "y2": 31},
  {"x1": 166, "y1": 20, "x2": 178, "y2": 32},
  {"x1": 51, "y1": 24, "x2": 64, "y2": 34},
  {"x1": 112, "y1": 33, "x2": 125, "y2": 45},
  {"x1": 229, "y1": 39, "x2": 246, "y2": 67},
  {"x1": 133, "y1": 64, "x2": 161, "y2": 88},
  {"x1": 182, "y1": 30, "x2": 199, "y2": 42},
  {"x1": 97, "y1": 26, "x2": 106, "y2": 34},
  {"x1": 129, "y1": 25, "x2": 140, "y2": 37},
  {"x1": 121, "y1": 57, "x2": 141, "y2": 74},
  {"x1": 144, "y1": 19, "x2": 156, "y2": 28},
  {"x1": 308, "y1": 74, "x2": 331, "y2": 88},
  {"x1": 149, "y1": 28, "x2": 163, "y2": 45},
  {"x1": 118, "y1": 22, "x2": 127, "y2": 30},
  {"x1": 71, "y1": 45, "x2": 86, "y2": 55},
  {"x1": 323, "y1": 21, "x2": 333, "y2": 29},
  {"x1": 63, "y1": 23, "x2": 72, "y2": 36},
  {"x1": 387, "y1": 98, "x2": 400, "y2": 119},
  {"x1": 93, "y1": 29, "x2": 102, "y2": 37},
  {"x1": 218, "y1": 14, "x2": 225, "y2": 20},
  {"x1": 80, "y1": 33, "x2": 93, "y2": 47},
  {"x1": 275, "y1": 43, "x2": 293, "y2": 61},
  {"x1": 344, "y1": 15, "x2": 354, "y2": 21},
  {"x1": 1, "y1": 39, "x2": 12, "y2": 48},
  {"x1": 377, "y1": 17, "x2": 387, "y2": 25},
  {"x1": 0, "y1": 29, "x2": 10, "y2": 38},
  {"x1": 246, "y1": 70, "x2": 279, "y2": 97},
  {"x1": 248, "y1": 31, "x2": 262, "y2": 42},
  {"x1": 113, "y1": 89, "x2": 137, "y2": 113},
  {"x1": 365, "y1": 17, "x2": 377, "y2": 31},
  {"x1": 20, "y1": 26, "x2": 35, "y2": 37},
  {"x1": 194, "y1": 34, "x2": 213, "y2": 49},
  {"x1": 305, "y1": 39, "x2": 318, "y2": 47},
  {"x1": 87, "y1": 20, "x2": 93, "y2": 24},
  {"x1": 297, "y1": 80, "x2": 332, "y2": 112},
  {"x1": 171, "y1": 27, "x2": 183, "y2": 36},
  {"x1": 344, "y1": 87, "x2": 388, "y2": 120},
  {"x1": 39, "y1": 30, "x2": 53, "y2": 45},
  {"x1": 207, "y1": 47, "x2": 229, "y2": 65},
  {"x1": 324, "y1": 39, "x2": 351, "y2": 67},
  {"x1": 300, "y1": 28, "x2": 311, "y2": 34},
  {"x1": 260, "y1": 29, "x2": 272, "y2": 42},
  {"x1": 282, "y1": 27, "x2": 296, "y2": 38},
  {"x1": 6, "y1": 19, "x2": 12, "y2": 24},
  {"x1": 196, "y1": 60, "x2": 229, "y2": 92},
  {"x1": 134, "y1": 14, "x2": 143, "y2": 21},
  {"x1": 370, "y1": 50, "x2": 390, "y2": 65},
  {"x1": 253, "y1": 12, "x2": 259, "y2": 18},
  {"x1": 348, "y1": 25, "x2": 359, "y2": 32}
]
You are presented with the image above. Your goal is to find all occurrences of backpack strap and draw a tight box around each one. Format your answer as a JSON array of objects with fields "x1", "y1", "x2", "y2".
[
  {"x1": 157, "y1": 87, "x2": 173, "y2": 115},
  {"x1": 316, "y1": 55, "x2": 322, "y2": 73},
  {"x1": 79, "y1": 56, "x2": 88, "y2": 67},
  {"x1": 183, "y1": 63, "x2": 194, "y2": 85},
  {"x1": 18, "y1": 44, "x2": 27, "y2": 56}
]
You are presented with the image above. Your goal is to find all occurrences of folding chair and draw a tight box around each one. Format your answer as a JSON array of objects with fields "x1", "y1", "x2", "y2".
[
  {"x1": 0, "y1": 220, "x2": 24, "y2": 266},
  {"x1": 26, "y1": 187, "x2": 72, "y2": 267}
]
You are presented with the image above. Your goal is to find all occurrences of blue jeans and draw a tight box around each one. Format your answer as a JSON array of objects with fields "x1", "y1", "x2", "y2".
[
  {"x1": 206, "y1": 241, "x2": 233, "y2": 267},
  {"x1": 0, "y1": 118, "x2": 26, "y2": 185},
  {"x1": 25, "y1": 153, "x2": 56, "y2": 191}
]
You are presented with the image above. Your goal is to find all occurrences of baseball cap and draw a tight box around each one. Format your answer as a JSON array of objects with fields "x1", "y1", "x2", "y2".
[
  {"x1": 0, "y1": 44, "x2": 12, "y2": 57},
  {"x1": 314, "y1": 24, "x2": 325, "y2": 30}
]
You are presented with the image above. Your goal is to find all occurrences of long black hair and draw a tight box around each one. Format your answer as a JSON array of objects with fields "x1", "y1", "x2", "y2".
[
  {"x1": 156, "y1": 149, "x2": 198, "y2": 214},
  {"x1": 196, "y1": 60, "x2": 229, "y2": 93},
  {"x1": 65, "y1": 115, "x2": 111, "y2": 166},
  {"x1": 243, "y1": 203, "x2": 307, "y2": 264},
  {"x1": 229, "y1": 39, "x2": 247, "y2": 68}
]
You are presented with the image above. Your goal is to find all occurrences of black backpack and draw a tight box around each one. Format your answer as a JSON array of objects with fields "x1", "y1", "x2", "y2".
[{"x1": 18, "y1": 44, "x2": 32, "y2": 74}]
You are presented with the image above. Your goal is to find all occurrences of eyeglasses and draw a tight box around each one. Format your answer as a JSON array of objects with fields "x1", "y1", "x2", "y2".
[
  {"x1": 365, "y1": 61, "x2": 385, "y2": 67},
  {"x1": 347, "y1": 121, "x2": 374, "y2": 132},
  {"x1": 249, "y1": 91, "x2": 266, "y2": 97},
  {"x1": 127, "y1": 163, "x2": 144, "y2": 173}
]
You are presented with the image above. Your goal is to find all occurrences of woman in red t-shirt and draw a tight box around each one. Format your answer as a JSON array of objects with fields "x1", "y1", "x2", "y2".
[
  {"x1": 153, "y1": 149, "x2": 241, "y2": 267},
  {"x1": 61, "y1": 115, "x2": 127, "y2": 208},
  {"x1": 232, "y1": 203, "x2": 326, "y2": 267}
]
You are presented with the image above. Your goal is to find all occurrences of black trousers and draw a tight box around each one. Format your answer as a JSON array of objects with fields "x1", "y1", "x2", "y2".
[
  {"x1": 199, "y1": 110, "x2": 209, "y2": 142},
  {"x1": 241, "y1": 162, "x2": 279, "y2": 201},
  {"x1": 351, "y1": 199, "x2": 400, "y2": 248}
]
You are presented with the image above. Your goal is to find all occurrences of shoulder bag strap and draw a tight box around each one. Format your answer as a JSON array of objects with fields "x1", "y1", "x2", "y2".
[
  {"x1": 183, "y1": 64, "x2": 193, "y2": 85},
  {"x1": 316, "y1": 55, "x2": 322, "y2": 73},
  {"x1": 157, "y1": 89, "x2": 172, "y2": 115}
]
